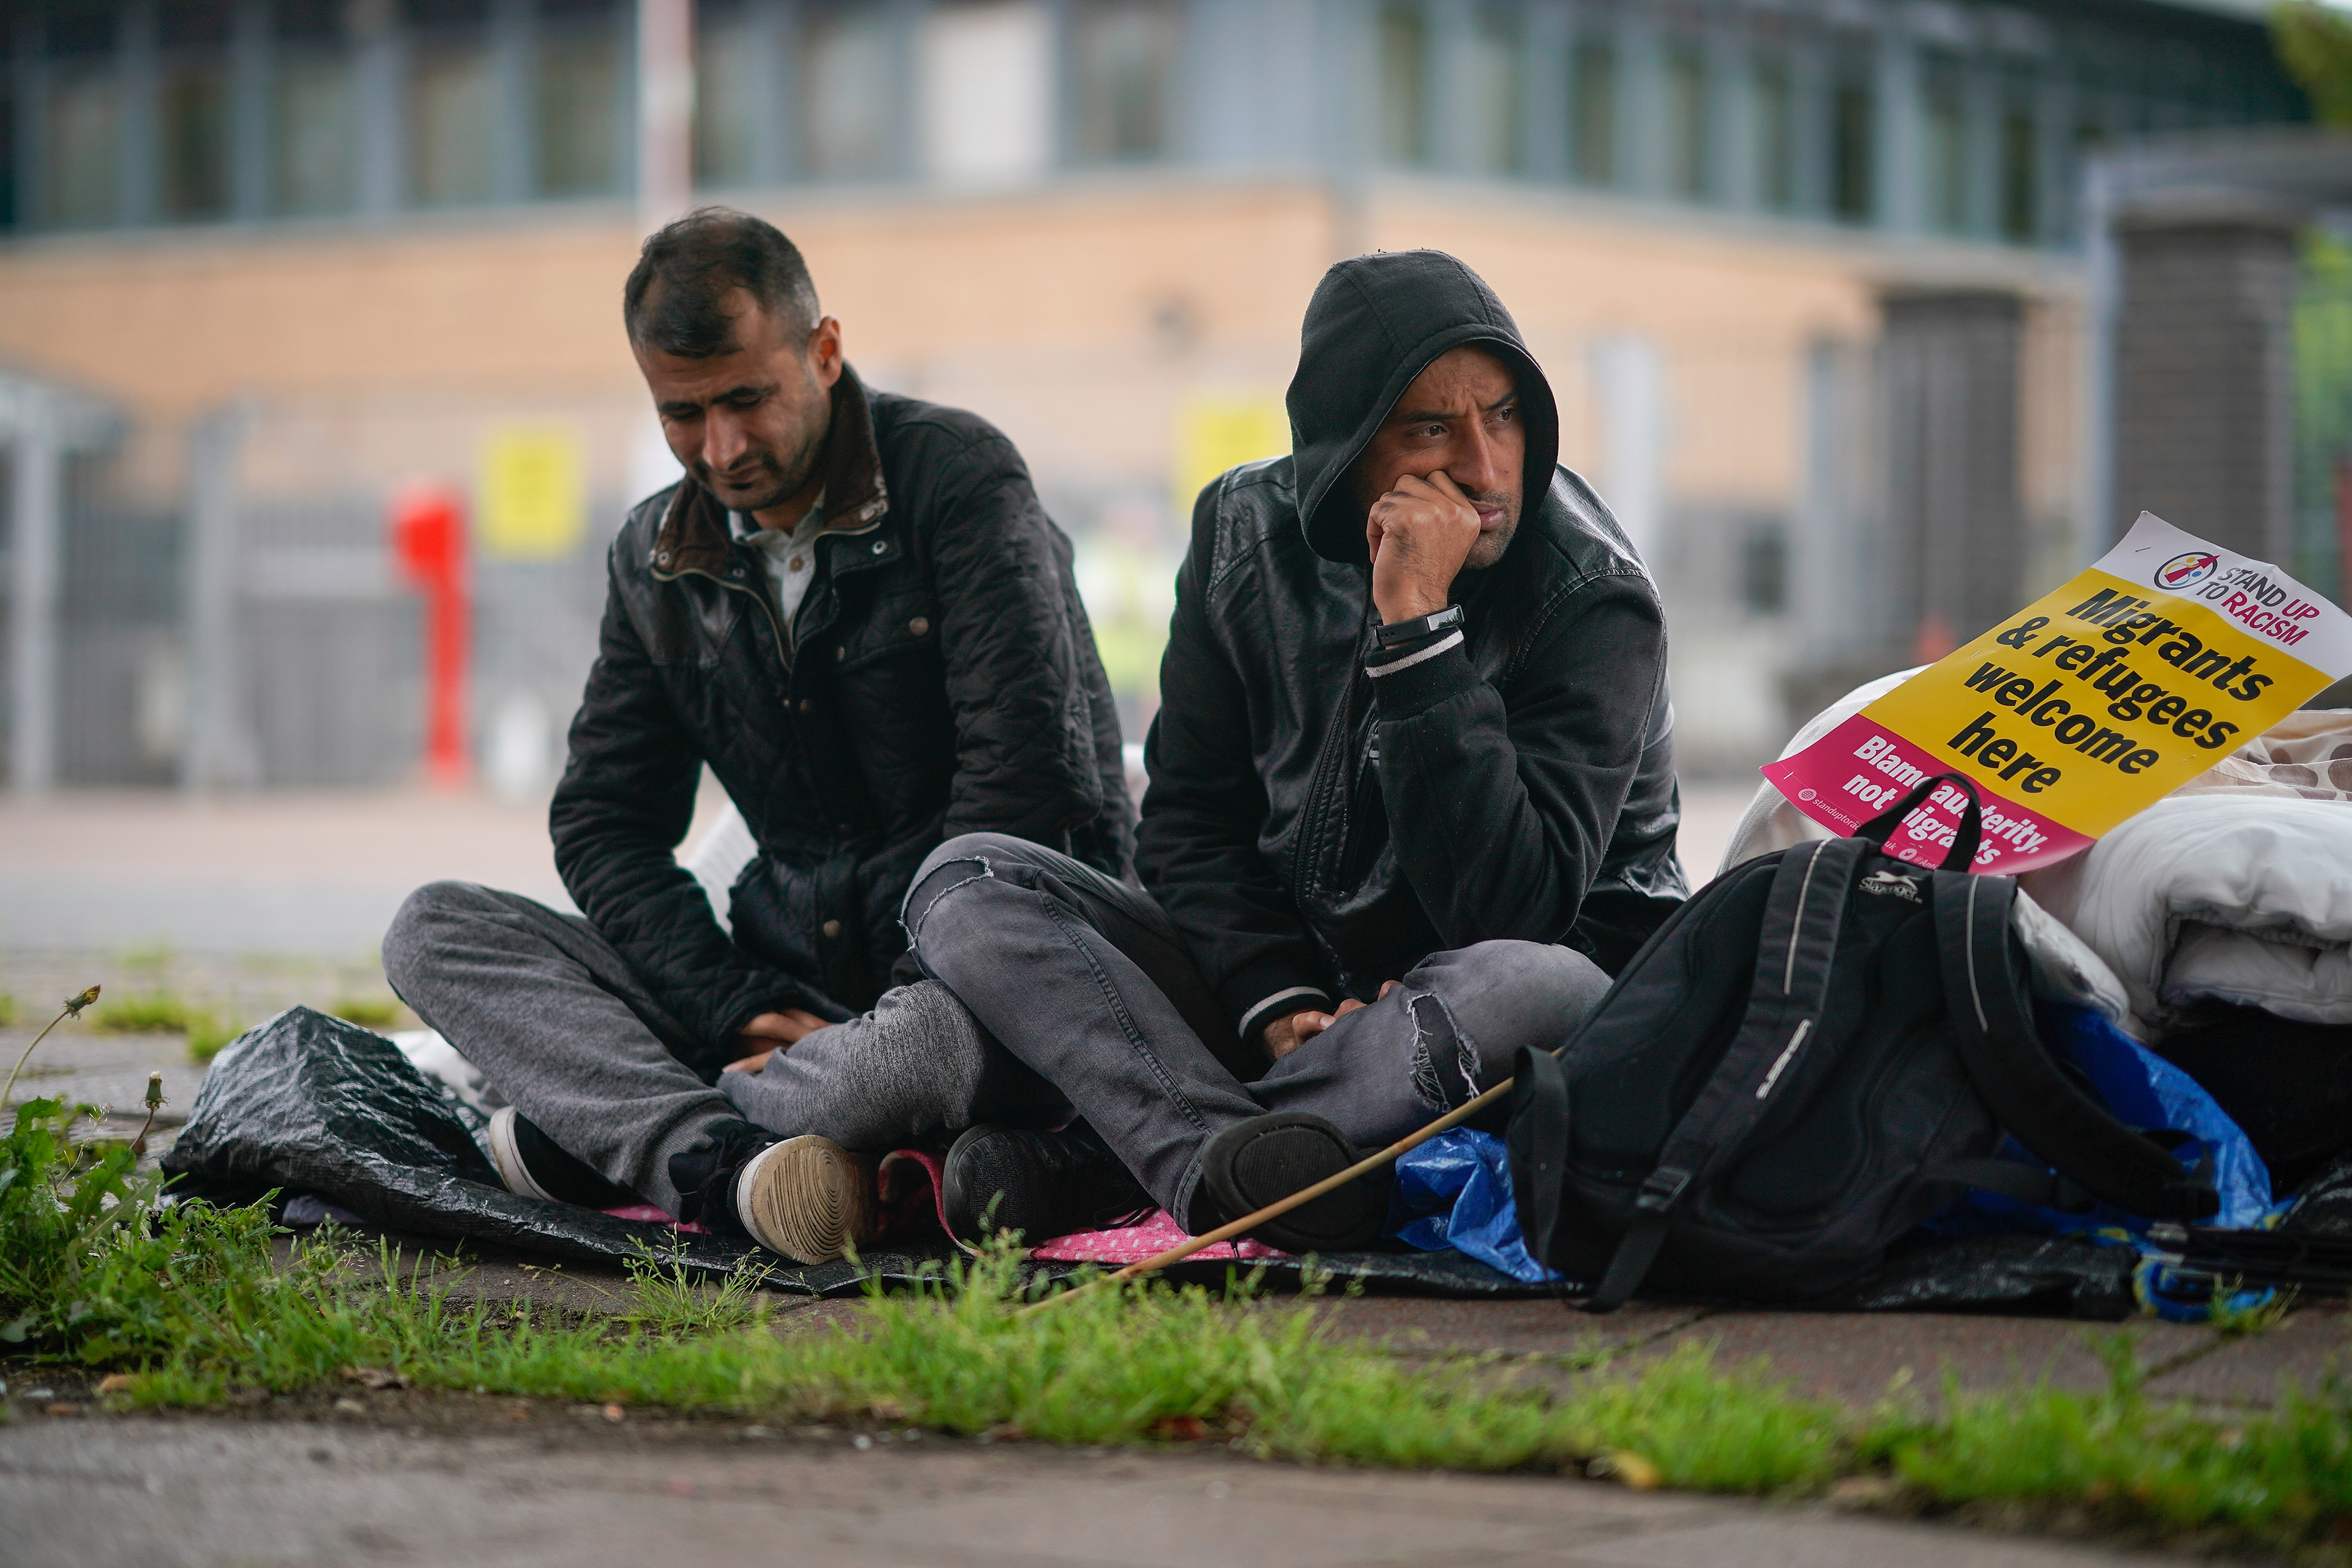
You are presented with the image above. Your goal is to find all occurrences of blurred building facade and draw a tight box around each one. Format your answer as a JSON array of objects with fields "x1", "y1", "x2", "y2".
[{"x1": 0, "y1": 0, "x2": 2311, "y2": 793}]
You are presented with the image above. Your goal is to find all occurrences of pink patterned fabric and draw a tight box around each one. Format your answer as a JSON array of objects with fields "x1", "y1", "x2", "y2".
[
  {"x1": 1027, "y1": 1206, "x2": 1289, "y2": 1265},
  {"x1": 602, "y1": 1202, "x2": 709, "y2": 1233},
  {"x1": 598, "y1": 1153, "x2": 1292, "y2": 1265}
]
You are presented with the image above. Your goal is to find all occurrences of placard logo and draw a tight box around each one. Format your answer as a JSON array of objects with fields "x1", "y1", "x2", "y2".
[{"x1": 2157, "y1": 550, "x2": 2221, "y2": 589}]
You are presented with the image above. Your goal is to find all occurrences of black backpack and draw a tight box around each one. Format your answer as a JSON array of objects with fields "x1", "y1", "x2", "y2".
[{"x1": 1506, "y1": 775, "x2": 2220, "y2": 1312}]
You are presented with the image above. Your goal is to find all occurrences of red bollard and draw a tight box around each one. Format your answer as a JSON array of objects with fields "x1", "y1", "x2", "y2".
[{"x1": 390, "y1": 483, "x2": 472, "y2": 789}]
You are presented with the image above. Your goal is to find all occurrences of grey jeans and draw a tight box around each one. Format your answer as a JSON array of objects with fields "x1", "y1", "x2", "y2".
[
  {"x1": 903, "y1": 833, "x2": 1612, "y2": 1229},
  {"x1": 382, "y1": 881, "x2": 1063, "y2": 1215}
]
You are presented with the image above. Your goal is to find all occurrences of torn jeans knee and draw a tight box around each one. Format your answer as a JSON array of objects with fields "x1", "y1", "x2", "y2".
[
  {"x1": 1404, "y1": 989, "x2": 1485, "y2": 1113},
  {"x1": 901, "y1": 855, "x2": 996, "y2": 947}
]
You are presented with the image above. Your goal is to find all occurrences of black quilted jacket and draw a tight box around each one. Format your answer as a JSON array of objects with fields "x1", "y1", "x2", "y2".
[
  {"x1": 550, "y1": 367, "x2": 1132, "y2": 1070},
  {"x1": 1137, "y1": 253, "x2": 1685, "y2": 1052}
]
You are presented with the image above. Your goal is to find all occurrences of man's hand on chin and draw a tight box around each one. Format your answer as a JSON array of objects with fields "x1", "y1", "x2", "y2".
[
  {"x1": 1260, "y1": 981, "x2": 1400, "y2": 1061},
  {"x1": 722, "y1": 1007, "x2": 830, "y2": 1074},
  {"x1": 1365, "y1": 472, "x2": 1482, "y2": 625}
]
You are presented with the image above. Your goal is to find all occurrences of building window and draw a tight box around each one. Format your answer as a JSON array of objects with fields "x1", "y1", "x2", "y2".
[
  {"x1": 1662, "y1": 42, "x2": 1704, "y2": 199},
  {"x1": 918, "y1": 2, "x2": 1053, "y2": 184},
  {"x1": 1465, "y1": 7, "x2": 1522, "y2": 176},
  {"x1": 1754, "y1": 54, "x2": 1793, "y2": 211},
  {"x1": 0, "y1": 76, "x2": 15, "y2": 230},
  {"x1": 1071, "y1": 1, "x2": 1180, "y2": 164},
  {"x1": 274, "y1": 52, "x2": 358, "y2": 215},
  {"x1": 160, "y1": 61, "x2": 232, "y2": 221},
  {"x1": 158, "y1": 3, "x2": 234, "y2": 222},
  {"x1": 44, "y1": 68, "x2": 121, "y2": 229},
  {"x1": 1831, "y1": 78, "x2": 1872, "y2": 222},
  {"x1": 1377, "y1": 4, "x2": 1429, "y2": 166},
  {"x1": 407, "y1": 0, "x2": 496, "y2": 207},
  {"x1": 537, "y1": 6, "x2": 622, "y2": 197},
  {"x1": 2001, "y1": 106, "x2": 2036, "y2": 243},
  {"x1": 1921, "y1": 58, "x2": 1964, "y2": 233},
  {"x1": 804, "y1": 4, "x2": 897, "y2": 180},
  {"x1": 695, "y1": 2, "x2": 761, "y2": 186},
  {"x1": 1571, "y1": 37, "x2": 1614, "y2": 185},
  {"x1": 1741, "y1": 518, "x2": 1788, "y2": 616}
]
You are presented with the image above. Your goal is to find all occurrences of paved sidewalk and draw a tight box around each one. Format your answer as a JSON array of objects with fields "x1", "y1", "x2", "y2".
[
  {"x1": 0, "y1": 1415, "x2": 2207, "y2": 1568},
  {"x1": 0, "y1": 779, "x2": 1760, "y2": 958}
]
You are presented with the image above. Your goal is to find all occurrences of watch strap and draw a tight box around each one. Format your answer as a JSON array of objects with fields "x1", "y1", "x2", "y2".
[{"x1": 1375, "y1": 604, "x2": 1464, "y2": 648}]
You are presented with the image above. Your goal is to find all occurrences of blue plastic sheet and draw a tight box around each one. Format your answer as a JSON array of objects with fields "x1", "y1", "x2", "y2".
[
  {"x1": 2033, "y1": 1003, "x2": 2273, "y2": 1230},
  {"x1": 1389, "y1": 1127, "x2": 1561, "y2": 1284},
  {"x1": 1387, "y1": 1004, "x2": 2277, "y2": 1314},
  {"x1": 1935, "y1": 1005, "x2": 2274, "y2": 1242}
]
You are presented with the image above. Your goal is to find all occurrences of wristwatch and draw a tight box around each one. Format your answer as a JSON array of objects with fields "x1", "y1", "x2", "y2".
[{"x1": 1374, "y1": 604, "x2": 1465, "y2": 649}]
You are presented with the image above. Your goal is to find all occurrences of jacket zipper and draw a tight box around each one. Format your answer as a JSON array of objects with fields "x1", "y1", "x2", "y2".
[
  {"x1": 674, "y1": 561, "x2": 793, "y2": 675},
  {"x1": 1291, "y1": 645, "x2": 1371, "y2": 902}
]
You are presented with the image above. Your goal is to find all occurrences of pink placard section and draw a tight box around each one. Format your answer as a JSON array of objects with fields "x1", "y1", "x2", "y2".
[{"x1": 1758, "y1": 715, "x2": 2093, "y2": 875}]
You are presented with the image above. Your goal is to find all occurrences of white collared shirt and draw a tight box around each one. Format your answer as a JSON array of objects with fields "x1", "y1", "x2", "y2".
[{"x1": 730, "y1": 494, "x2": 828, "y2": 633}]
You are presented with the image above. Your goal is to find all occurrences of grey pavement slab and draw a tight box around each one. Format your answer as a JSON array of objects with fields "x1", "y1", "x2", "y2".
[
  {"x1": 0, "y1": 1416, "x2": 2209, "y2": 1568},
  {"x1": 1312, "y1": 1297, "x2": 1708, "y2": 1363},
  {"x1": 2143, "y1": 1300, "x2": 2352, "y2": 1407},
  {"x1": 0, "y1": 787, "x2": 588, "y2": 957},
  {"x1": 1618, "y1": 1310, "x2": 2225, "y2": 1409}
]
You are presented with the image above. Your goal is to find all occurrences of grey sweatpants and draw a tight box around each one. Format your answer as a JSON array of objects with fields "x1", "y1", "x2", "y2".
[{"x1": 381, "y1": 881, "x2": 1064, "y2": 1215}]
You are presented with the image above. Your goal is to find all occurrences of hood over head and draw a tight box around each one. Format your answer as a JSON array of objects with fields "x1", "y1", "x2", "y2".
[{"x1": 1285, "y1": 250, "x2": 1560, "y2": 565}]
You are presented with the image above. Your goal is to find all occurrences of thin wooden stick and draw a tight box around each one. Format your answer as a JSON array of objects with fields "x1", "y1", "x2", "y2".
[{"x1": 1021, "y1": 1076, "x2": 1516, "y2": 1314}]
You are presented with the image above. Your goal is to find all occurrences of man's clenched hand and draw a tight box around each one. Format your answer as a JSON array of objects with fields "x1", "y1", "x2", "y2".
[
  {"x1": 1365, "y1": 470, "x2": 1482, "y2": 626},
  {"x1": 722, "y1": 1007, "x2": 830, "y2": 1074}
]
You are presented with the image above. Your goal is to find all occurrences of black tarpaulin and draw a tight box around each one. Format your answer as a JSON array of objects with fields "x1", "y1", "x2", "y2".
[{"x1": 163, "y1": 1007, "x2": 2155, "y2": 1313}]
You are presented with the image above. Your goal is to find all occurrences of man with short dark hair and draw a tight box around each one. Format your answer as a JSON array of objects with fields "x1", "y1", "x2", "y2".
[
  {"x1": 384, "y1": 208, "x2": 1130, "y2": 1262},
  {"x1": 856, "y1": 250, "x2": 1685, "y2": 1254}
]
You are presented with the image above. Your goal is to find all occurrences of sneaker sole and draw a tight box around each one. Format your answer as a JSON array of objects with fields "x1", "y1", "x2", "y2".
[
  {"x1": 1202, "y1": 1114, "x2": 1386, "y2": 1253},
  {"x1": 737, "y1": 1135, "x2": 878, "y2": 1265},
  {"x1": 486, "y1": 1106, "x2": 558, "y2": 1202}
]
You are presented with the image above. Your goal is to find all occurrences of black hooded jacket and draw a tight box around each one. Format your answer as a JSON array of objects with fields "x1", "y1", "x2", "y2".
[
  {"x1": 550, "y1": 368, "x2": 1132, "y2": 1071},
  {"x1": 1136, "y1": 251, "x2": 1684, "y2": 1052}
]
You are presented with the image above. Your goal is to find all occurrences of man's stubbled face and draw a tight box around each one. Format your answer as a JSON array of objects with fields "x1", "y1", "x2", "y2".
[
  {"x1": 1351, "y1": 345, "x2": 1524, "y2": 572},
  {"x1": 635, "y1": 290, "x2": 840, "y2": 521}
]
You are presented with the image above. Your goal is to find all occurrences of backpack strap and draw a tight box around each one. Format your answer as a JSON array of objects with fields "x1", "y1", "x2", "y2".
[
  {"x1": 1932, "y1": 870, "x2": 2220, "y2": 1222},
  {"x1": 1509, "y1": 1044, "x2": 1575, "y2": 1275},
  {"x1": 1584, "y1": 836, "x2": 1869, "y2": 1312},
  {"x1": 1855, "y1": 770, "x2": 1985, "y2": 870}
]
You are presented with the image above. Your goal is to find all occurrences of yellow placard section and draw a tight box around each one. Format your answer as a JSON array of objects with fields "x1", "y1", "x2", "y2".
[
  {"x1": 1172, "y1": 393, "x2": 1289, "y2": 520},
  {"x1": 478, "y1": 426, "x2": 587, "y2": 560},
  {"x1": 1866, "y1": 565, "x2": 2328, "y2": 839}
]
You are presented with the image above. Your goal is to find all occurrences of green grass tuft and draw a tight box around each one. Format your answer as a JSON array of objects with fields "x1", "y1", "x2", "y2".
[
  {"x1": 91, "y1": 992, "x2": 200, "y2": 1034},
  {"x1": 0, "y1": 992, "x2": 17, "y2": 1029},
  {"x1": 329, "y1": 997, "x2": 401, "y2": 1030},
  {"x1": 185, "y1": 1015, "x2": 245, "y2": 1064}
]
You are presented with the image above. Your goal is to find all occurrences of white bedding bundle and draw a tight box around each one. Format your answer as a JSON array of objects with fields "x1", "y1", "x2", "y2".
[{"x1": 1725, "y1": 677, "x2": 2352, "y2": 1036}]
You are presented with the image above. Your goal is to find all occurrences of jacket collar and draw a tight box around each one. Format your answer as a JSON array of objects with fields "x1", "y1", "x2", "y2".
[{"x1": 648, "y1": 364, "x2": 890, "y2": 578}]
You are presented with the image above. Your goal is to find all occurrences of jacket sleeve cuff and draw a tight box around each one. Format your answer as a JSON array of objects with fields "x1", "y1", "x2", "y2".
[
  {"x1": 1217, "y1": 954, "x2": 1334, "y2": 1041},
  {"x1": 1368, "y1": 632, "x2": 1477, "y2": 720},
  {"x1": 1236, "y1": 985, "x2": 1336, "y2": 1046}
]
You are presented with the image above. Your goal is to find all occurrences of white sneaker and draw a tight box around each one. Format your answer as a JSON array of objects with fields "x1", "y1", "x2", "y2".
[
  {"x1": 734, "y1": 1135, "x2": 878, "y2": 1264},
  {"x1": 484, "y1": 1106, "x2": 633, "y2": 1208}
]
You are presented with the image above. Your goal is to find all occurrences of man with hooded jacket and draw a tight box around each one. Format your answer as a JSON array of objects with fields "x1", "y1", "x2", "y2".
[{"x1": 869, "y1": 250, "x2": 1684, "y2": 1254}]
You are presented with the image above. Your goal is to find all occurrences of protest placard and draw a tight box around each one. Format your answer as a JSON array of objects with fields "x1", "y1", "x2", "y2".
[{"x1": 1760, "y1": 513, "x2": 2352, "y2": 873}]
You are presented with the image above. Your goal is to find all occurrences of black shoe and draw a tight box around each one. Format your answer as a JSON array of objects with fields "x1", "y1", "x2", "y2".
[
  {"x1": 1191, "y1": 1111, "x2": 1388, "y2": 1254},
  {"x1": 941, "y1": 1122, "x2": 1153, "y2": 1245},
  {"x1": 486, "y1": 1106, "x2": 637, "y2": 1209},
  {"x1": 667, "y1": 1119, "x2": 878, "y2": 1265}
]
